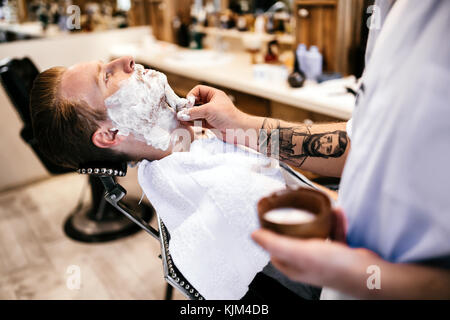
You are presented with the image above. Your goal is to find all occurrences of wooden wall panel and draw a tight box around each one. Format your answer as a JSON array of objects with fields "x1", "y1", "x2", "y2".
[
  {"x1": 146, "y1": 0, "x2": 193, "y2": 43},
  {"x1": 336, "y1": 0, "x2": 365, "y2": 75},
  {"x1": 295, "y1": 0, "x2": 338, "y2": 72}
]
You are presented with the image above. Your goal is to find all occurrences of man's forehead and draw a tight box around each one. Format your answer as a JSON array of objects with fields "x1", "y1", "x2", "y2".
[
  {"x1": 68, "y1": 59, "x2": 102, "y2": 69},
  {"x1": 60, "y1": 61, "x2": 99, "y2": 103}
]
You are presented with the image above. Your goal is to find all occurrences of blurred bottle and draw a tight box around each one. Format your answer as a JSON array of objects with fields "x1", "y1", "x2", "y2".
[
  {"x1": 243, "y1": 33, "x2": 263, "y2": 64},
  {"x1": 37, "y1": 4, "x2": 50, "y2": 31},
  {"x1": 279, "y1": 50, "x2": 294, "y2": 71},
  {"x1": 296, "y1": 43, "x2": 307, "y2": 74},
  {"x1": 265, "y1": 39, "x2": 279, "y2": 63},
  {"x1": 266, "y1": 15, "x2": 274, "y2": 34},
  {"x1": 254, "y1": 14, "x2": 265, "y2": 33},
  {"x1": 173, "y1": 15, "x2": 190, "y2": 47},
  {"x1": 190, "y1": 28, "x2": 205, "y2": 49},
  {"x1": 236, "y1": 15, "x2": 248, "y2": 32},
  {"x1": 219, "y1": 9, "x2": 235, "y2": 29},
  {"x1": 305, "y1": 45, "x2": 323, "y2": 80},
  {"x1": 4, "y1": 0, "x2": 19, "y2": 23},
  {"x1": 288, "y1": 47, "x2": 306, "y2": 88}
]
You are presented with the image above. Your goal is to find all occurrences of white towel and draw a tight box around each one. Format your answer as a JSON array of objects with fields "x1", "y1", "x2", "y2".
[{"x1": 138, "y1": 136, "x2": 286, "y2": 299}]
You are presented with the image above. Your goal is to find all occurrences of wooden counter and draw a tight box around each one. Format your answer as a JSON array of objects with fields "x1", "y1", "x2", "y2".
[{"x1": 110, "y1": 43, "x2": 355, "y2": 124}]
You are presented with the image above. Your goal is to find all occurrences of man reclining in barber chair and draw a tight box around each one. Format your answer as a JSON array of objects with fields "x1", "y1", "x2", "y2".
[{"x1": 30, "y1": 56, "x2": 343, "y2": 300}]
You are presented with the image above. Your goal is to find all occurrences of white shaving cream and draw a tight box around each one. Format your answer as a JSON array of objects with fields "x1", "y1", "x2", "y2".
[
  {"x1": 264, "y1": 208, "x2": 316, "y2": 224},
  {"x1": 104, "y1": 64, "x2": 194, "y2": 150}
]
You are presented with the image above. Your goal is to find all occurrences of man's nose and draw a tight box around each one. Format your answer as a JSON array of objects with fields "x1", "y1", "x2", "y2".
[
  {"x1": 122, "y1": 56, "x2": 135, "y2": 73},
  {"x1": 109, "y1": 56, "x2": 134, "y2": 73}
]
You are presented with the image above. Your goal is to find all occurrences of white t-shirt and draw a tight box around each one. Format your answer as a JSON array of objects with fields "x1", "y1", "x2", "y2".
[{"x1": 323, "y1": 0, "x2": 450, "y2": 299}]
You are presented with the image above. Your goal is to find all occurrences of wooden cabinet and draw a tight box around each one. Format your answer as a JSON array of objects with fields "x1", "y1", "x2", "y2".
[
  {"x1": 295, "y1": 0, "x2": 366, "y2": 75},
  {"x1": 147, "y1": 0, "x2": 168, "y2": 40},
  {"x1": 139, "y1": 61, "x2": 339, "y2": 125},
  {"x1": 145, "y1": 0, "x2": 193, "y2": 42},
  {"x1": 128, "y1": 0, "x2": 172, "y2": 41},
  {"x1": 129, "y1": 0, "x2": 151, "y2": 26},
  {"x1": 228, "y1": 89, "x2": 271, "y2": 118},
  {"x1": 295, "y1": 0, "x2": 338, "y2": 72}
]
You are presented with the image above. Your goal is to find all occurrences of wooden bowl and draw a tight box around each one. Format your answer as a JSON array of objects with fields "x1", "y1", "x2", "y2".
[{"x1": 257, "y1": 187, "x2": 332, "y2": 239}]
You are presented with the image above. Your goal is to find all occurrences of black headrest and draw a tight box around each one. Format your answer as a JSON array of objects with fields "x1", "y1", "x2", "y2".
[
  {"x1": 0, "y1": 57, "x2": 39, "y2": 126},
  {"x1": 0, "y1": 57, "x2": 73, "y2": 175},
  {"x1": 78, "y1": 162, "x2": 128, "y2": 177}
]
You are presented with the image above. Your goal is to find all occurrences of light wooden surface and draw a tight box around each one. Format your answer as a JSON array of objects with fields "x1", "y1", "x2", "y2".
[
  {"x1": 0, "y1": 173, "x2": 185, "y2": 300},
  {"x1": 111, "y1": 46, "x2": 355, "y2": 120}
]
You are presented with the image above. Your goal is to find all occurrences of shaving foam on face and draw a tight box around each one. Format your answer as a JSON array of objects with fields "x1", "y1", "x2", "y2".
[{"x1": 104, "y1": 64, "x2": 192, "y2": 151}]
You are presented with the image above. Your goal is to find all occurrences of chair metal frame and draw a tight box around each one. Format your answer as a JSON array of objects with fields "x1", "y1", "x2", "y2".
[
  {"x1": 79, "y1": 161, "x2": 319, "y2": 300},
  {"x1": 79, "y1": 165, "x2": 204, "y2": 300}
]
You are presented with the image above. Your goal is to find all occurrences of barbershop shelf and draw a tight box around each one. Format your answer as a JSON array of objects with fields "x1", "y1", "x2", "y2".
[
  {"x1": 110, "y1": 44, "x2": 354, "y2": 120},
  {"x1": 194, "y1": 26, "x2": 295, "y2": 45}
]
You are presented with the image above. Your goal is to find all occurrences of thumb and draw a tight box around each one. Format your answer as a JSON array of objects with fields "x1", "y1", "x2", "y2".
[
  {"x1": 177, "y1": 104, "x2": 210, "y2": 121},
  {"x1": 331, "y1": 207, "x2": 347, "y2": 243}
]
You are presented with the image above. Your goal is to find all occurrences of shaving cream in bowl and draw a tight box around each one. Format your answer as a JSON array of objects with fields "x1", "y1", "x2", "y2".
[{"x1": 257, "y1": 187, "x2": 332, "y2": 239}]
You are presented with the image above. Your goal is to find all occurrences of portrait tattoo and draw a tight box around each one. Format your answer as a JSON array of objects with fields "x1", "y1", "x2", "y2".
[{"x1": 259, "y1": 118, "x2": 349, "y2": 168}]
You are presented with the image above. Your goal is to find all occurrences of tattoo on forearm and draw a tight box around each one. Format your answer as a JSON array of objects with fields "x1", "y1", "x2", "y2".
[{"x1": 259, "y1": 118, "x2": 349, "y2": 168}]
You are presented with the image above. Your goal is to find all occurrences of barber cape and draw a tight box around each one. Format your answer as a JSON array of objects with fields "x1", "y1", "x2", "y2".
[{"x1": 138, "y1": 136, "x2": 286, "y2": 299}]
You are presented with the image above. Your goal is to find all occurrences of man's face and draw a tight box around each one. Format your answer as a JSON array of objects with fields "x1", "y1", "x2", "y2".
[
  {"x1": 60, "y1": 56, "x2": 136, "y2": 111},
  {"x1": 317, "y1": 133, "x2": 338, "y2": 156},
  {"x1": 58, "y1": 56, "x2": 193, "y2": 159}
]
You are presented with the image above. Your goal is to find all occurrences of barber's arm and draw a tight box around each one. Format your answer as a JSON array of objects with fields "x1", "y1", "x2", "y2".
[
  {"x1": 179, "y1": 85, "x2": 350, "y2": 177},
  {"x1": 252, "y1": 229, "x2": 450, "y2": 300}
]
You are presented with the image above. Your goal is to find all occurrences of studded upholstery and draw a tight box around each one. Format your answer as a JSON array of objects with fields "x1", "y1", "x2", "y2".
[
  {"x1": 78, "y1": 162, "x2": 127, "y2": 177},
  {"x1": 160, "y1": 221, "x2": 203, "y2": 300}
]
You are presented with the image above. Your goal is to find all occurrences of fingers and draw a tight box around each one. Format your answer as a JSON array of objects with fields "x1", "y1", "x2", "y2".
[
  {"x1": 187, "y1": 85, "x2": 218, "y2": 105},
  {"x1": 187, "y1": 95, "x2": 195, "y2": 108},
  {"x1": 175, "y1": 95, "x2": 196, "y2": 113},
  {"x1": 251, "y1": 229, "x2": 306, "y2": 262},
  {"x1": 177, "y1": 104, "x2": 210, "y2": 122}
]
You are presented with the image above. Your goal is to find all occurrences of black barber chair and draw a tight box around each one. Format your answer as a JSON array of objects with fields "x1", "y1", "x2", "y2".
[
  {"x1": 77, "y1": 161, "x2": 324, "y2": 301},
  {"x1": 78, "y1": 162, "x2": 203, "y2": 300},
  {"x1": 0, "y1": 57, "x2": 154, "y2": 243}
]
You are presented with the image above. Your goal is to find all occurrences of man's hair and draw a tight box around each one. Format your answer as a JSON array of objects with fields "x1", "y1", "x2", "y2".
[{"x1": 30, "y1": 67, "x2": 129, "y2": 170}]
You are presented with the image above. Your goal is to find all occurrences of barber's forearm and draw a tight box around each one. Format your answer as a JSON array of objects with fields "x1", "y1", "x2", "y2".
[
  {"x1": 296, "y1": 121, "x2": 350, "y2": 177},
  {"x1": 327, "y1": 249, "x2": 450, "y2": 300},
  {"x1": 246, "y1": 116, "x2": 350, "y2": 177}
]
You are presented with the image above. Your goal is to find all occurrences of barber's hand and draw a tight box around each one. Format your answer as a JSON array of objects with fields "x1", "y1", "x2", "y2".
[
  {"x1": 177, "y1": 85, "x2": 263, "y2": 141},
  {"x1": 330, "y1": 207, "x2": 347, "y2": 243},
  {"x1": 251, "y1": 228, "x2": 376, "y2": 291},
  {"x1": 252, "y1": 207, "x2": 350, "y2": 287}
]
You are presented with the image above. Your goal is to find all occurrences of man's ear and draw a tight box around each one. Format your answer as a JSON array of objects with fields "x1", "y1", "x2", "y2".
[{"x1": 92, "y1": 128, "x2": 125, "y2": 149}]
